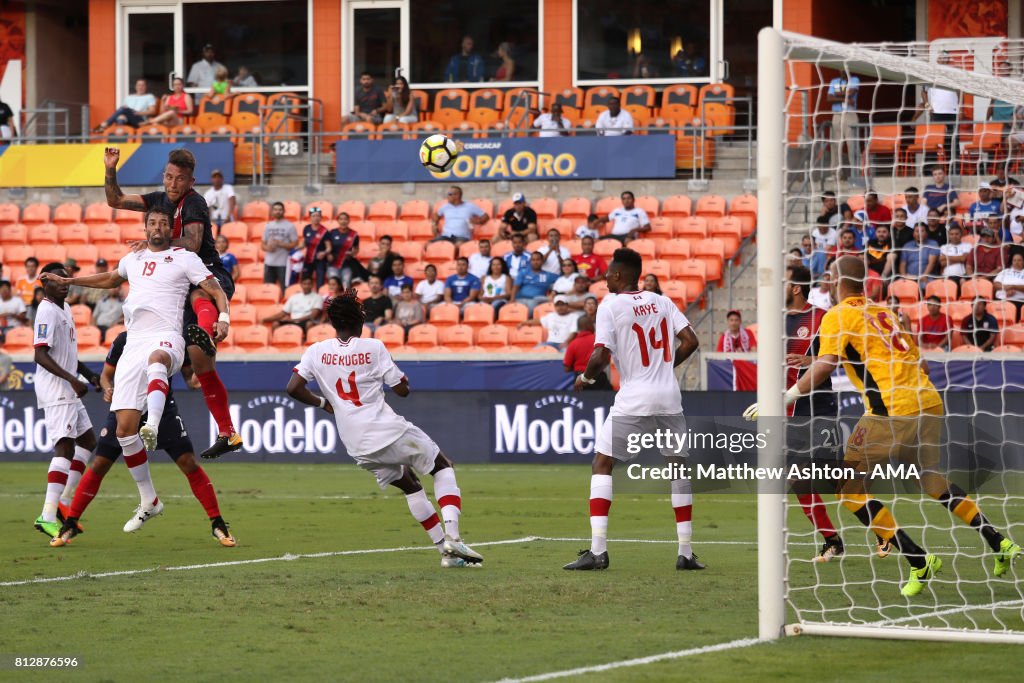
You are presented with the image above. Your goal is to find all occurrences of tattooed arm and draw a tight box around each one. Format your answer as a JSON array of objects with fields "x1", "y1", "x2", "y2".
[
  {"x1": 172, "y1": 222, "x2": 204, "y2": 253},
  {"x1": 104, "y1": 147, "x2": 146, "y2": 211}
]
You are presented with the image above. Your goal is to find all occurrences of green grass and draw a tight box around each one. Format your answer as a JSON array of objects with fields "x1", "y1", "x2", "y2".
[{"x1": 0, "y1": 463, "x2": 1020, "y2": 682}]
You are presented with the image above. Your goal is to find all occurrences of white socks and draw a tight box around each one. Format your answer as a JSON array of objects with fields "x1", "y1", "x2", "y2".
[
  {"x1": 671, "y1": 478, "x2": 694, "y2": 558},
  {"x1": 120, "y1": 434, "x2": 158, "y2": 506},
  {"x1": 589, "y1": 474, "x2": 613, "y2": 555},
  {"x1": 405, "y1": 489, "x2": 446, "y2": 549},
  {"x1": 60, "y1": 445, "x2": 92, "y2": 507},
  {"x1": 145, "y1": 363, "x2": 170, "y2": 430},
  {"x1": 41, "y1": 456, "x2": 71, "y2": 522},
  {"x1": 432, "y1": 467, "x2": 462, "y2": 541}
]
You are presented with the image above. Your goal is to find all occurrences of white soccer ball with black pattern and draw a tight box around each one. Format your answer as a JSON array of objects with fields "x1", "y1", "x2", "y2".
[{"x1": 419, "y1": 134, "x2": 459, "y2": 173}]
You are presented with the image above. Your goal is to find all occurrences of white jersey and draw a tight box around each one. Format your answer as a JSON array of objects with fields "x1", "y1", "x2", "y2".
[
  {"x1": 294, "y1": 337, "x2": 411, "y2": 457},
  {"x1": 594, "y1": 290, "x2": 688, "y2": 416},
  {"x1": 32, "y1": 299, "x2": 79, "y2": 408},
  {"x1": 118, "y1": 247, "x2": 214, "y2": 335}
]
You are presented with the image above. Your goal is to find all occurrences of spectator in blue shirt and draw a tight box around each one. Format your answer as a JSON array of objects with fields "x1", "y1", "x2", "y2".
[
  {"x1": 513, "y1": 251, "x2": 559, "y2": 314},
  {"x1": 923, "y1": 166, "x2": 959, "y2": 216},
  {"x1": 383, "y1": 256, "x2": 413, "y2": 301},
  {"x1": 215, "y1": 235, "x2": 240, "y2": 281},
  {"x1": 444, "y1": 36, "x2": 486, "y2": 82},
  {"x1": 444, "y1": 257, "x2": 481, "y2": 307},
  {"x1": 432, "y1": 186, "x2": 489, "y2": 244},
  {"x1": 967, "y1": 182, "x2": 1002, "y2": 232},
  {"x1": 503, "y1": 233, "x2": 532, "y2": 280},
  {"x1": 898, "y1": 224, "x2": 940, "y2": 291}
]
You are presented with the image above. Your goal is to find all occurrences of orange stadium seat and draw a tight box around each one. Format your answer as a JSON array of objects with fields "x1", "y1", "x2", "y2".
[
  {"x1": 595, "y1": 196, "x2": 622, "y2": 216},
  {"x1": 728, "y1": 194, "x2": 758, "y2": 236},
  {"x1": 693, "y1": 238, "x2": 726, "y2": 285},
  {"x1": 629, "y1": 239, "x2": 657, "y2": 261},
  {"x1": 30, "y1": 222, "x2": 59, "y2": 244},
  {"x1": 232, "y1": 284, "x2": 249, "y2": 304},
  {"x1": 497, "y1": 303, "x2": 529, "y2": 327},
  {"x1": 114, "y1": 208, "x2": 143, "y2": 227},
  {"x1": 695, "y1": 195, "x2": 727, "y2": 219},
  {"x1": 333, "y1": 200, "x2": 365, "y2": 221},
  {"x1": 368, "y1": 200, "x2": 398, "y2": 222},
  {"x1": 247, "y1": 283, "x2": 281, "y2": 304},
  {"x1": 698, "y1": 83, "x2": 735, "y2": 108},
  {"x1": 171, "y1": 124, "x2": 207, "y2": 143},
  {"x1": 103, "y1": 126, "x2": 135, "y2": 143},
  {"x1": 407, "y1": 324, "x2": 440, "y2": 350},
  {"x1": 2, "y1": 327, "x2": 34, "y2": 352},
  {"x1": 234, "y1": 326, "x2": 271, "y2": 352},
  {"x1": 469, "y1": 88, "x2": 503, "y2": 112},
  {"x1": 230, "y1": 303, "x2": 257, "y2": 328},
  {"x1": 233, "y1": 244, "x2": 260, "y2": 265},
  {"x1": 2, "y1": 244, "x2": 32, "y2": 265},
  {"x1": 304, "y1": 200, "x2": 334, "y2": 220},
  {"x1": 219, "y1": 221, "x2": 248, "y2": 243},
  {"x1": 98, "y1": 243, "x2": 129, "y2": 265},
  {"x1": 467, "y1": 108, "x2": 501, "y2": 129},
  {"x1": 461, "y1": 303, "x2": 495, "y2": 330},
  {"x1": 36, "y1": 244, "x2": 67, "y2": 264},
  {"x1": 1001, "y1": 325, "x2": 1024, "y2": 346},
  {"x1": 661, "y1": 281, "x2": 688, "y2": 310},
  {"x1": 22, "y1": 203, "x2": 51, "y2": 225},
  {"x1": 960, "y1": 278, "x2": 994, "y2": 301},
  {"x1": 675, "y1": 259, "x2": 708, "y2": 297},
  {"x1": 242, "y1": 201, "x2": 270, "y2": 224},
  {"x1": 663, "y1": 84, "x2": 699, "y2": 109},
  {"x1": 237, "y1": 263, "x2": 263, "y2": 285},
  {"x1": 992, "y1": 345, "x2": 1022, "y2": 353},
  {"x1": 137, "y1": 124, "x2": 170, "y2": 143},
  {"x1": 924, "y1": 279, "x2": 958, "y2": 304},
  {"x1": 657, "y1": 238, "x2": 692, "y2": 264},
  {"x1": 0, "y1": 203, "x2": 20, "y2": 225},
  {"x1": 661, "y1": 195, "x2": 693, "y2": 219},
  {"x1": 1, "y1": 222, "x2": 27, "y2": 246},
  {"x1": 400, "y1": 200, "x2": 430, "y2": 222},
  {"x1": 53, "y1": 203, "x2": 83, "y2": 226},
  {"x1": 709, "y1": 217, "x2": 742, "y2": 258},
  {"x1": 89, "y1": 223, "x2": 120, "y2": 244},
  {"x1": 560, "y1": 197, "x2": 592, "y2": 222},
  {"x1": 946, "y1": 300, "x2": 972, "y2": 327},
  {"x1": 306, "y1": 324, "x2": 336, "y2": 344},
  {"x1": 439, "y1": 324, "x2": 475, "y2": 349},
  {"x1": 103, "y1": 324, "x2": 126, "y2": 342},
  {"x1": 77, "y1": 326, "x2": 104, "y2": 354},
  {"x1": 584, "y1": 86, "x2": 619, "y2": 113},
  {"x1": 428, "y1": 303, "x2": 460, "y2": 328},
  {"x1": 509, "y1": 326, "x2": 543, "y2": 349},
  {"x1": 988, "y1": 300, "x2": 1018, "y2": 327},
  {"x1": 423, "y1": 241, "x2": 456, "y2": 266},
  {"x1": 373, "y1": 324, "x2": 406, "y2": 349},
  {"x1": 73, "y1": 245, "x2": 99, "y2": 266},
  {"x1": 889, "y1": 278, "x2": 921, "y2": 304},
  {"x1": 57, "y1": 223, "x2": 90, "y2": 245},
  {"x1": 644, "y1": 259, "x2": 671, "y2": 282},
  {"x1": 279, "y1": 200, "x2": 301, "y2": 223},
  {"x1": 532, "y1": 302, "x2": 554, "y2": 320},
  {"x1": 393, "y1": 241, "x2": 423, "y2": 264},
  {"x1": 674, "y1": 216, "x2": 708, "y2": 241},
  {"x1": 553, "y1": 87, "x2": 585, "y2": 113},
  {"x1": 270, "y1": 324, "x2": 304, "y2": 349},
  {"x1": 70, "y1": 304, "x2": 92, "y2": 327},
  {"x1": 476, "y1": 324, "x2": 509, "y2": 350}
]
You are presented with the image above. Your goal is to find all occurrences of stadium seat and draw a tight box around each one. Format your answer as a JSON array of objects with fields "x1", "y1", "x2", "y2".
[
  {"x1": 305, "y1": 324, "x2": 336, "y2": 344},
  {"x1": 644, "y1": 259, "x2": 671, "y2": 282},
  {"x1": 560, "y1": 197, "x2": 592, "y2": 222},
  {"x1": 230, "y1": 303, "x2": 257, "y2": 328},
  {"x1": 1, "y1": 222, "x2": 27, "y2": 246},
  {"x1": 270, "y1": 324, "x2": 304, "y2": 349},
  {"x1": 530, "y1": 197, "x2": 559, "y2": 222},
  {"x1": 533, "y1": 302, "x2": 554, "y2": 320},
  {"x1": 661, "y1": 195, "x2": 693, "y2": 219},
  {"x1": 584, "y1": 86, "x2": 619, "y2": 114},
  {"x1": 656, "y1": 238, "x2": 692, "y2": 263},
  {"x1": 114, "y1": 208, "x2": 143, "y2": 227},
  {"x1": 2, "y1": 327, "x2": 33, "y2": 352},
  {"x1": 946, "y1": 300, "x2": 972, "y2": 326},
  {"x1": 960, "y1": 278, "x2": 994, "y2": 301},
  {"x1": 905, "y1": 124, "x2": 948, "y2": 174},
  {"x1": 103, "y1": 125, "x2": 135, "y2": 143},
  {"x1": 497, "y1": 303, "x2": 529, "y2": 327},
  {"x1": 0, "y1": 203, "x2": 20, "y2": 225},
  {"x1": 695, "y1": 195, "x2": 727, "y2": 219},
  {"x1": 468, "y1": 108, "x2": 501, "y2": 128},
  {"x1": 70, "y1": 304, "x2": 92, "y2": 327},
  {"x1": 232, "y1": 284, "x2": 249, "y2": 304},
  {"x1": 304, "y1": 200, "x2": 334, "y2": 221},
  {"x1": 242, "y1": 201, "x2": 270, "y2": 224},
  {"x1": 889, "y1": 278, "x2": 921, "y2": 304},
  {"x1": 35, "y1": 244, "x2": 67, "y2": 264},
  {"x1": 1001, "y1": 324, "x2": 1024, "y2": 346},
  {"x1": 331, "y1": 200, "x2": 364, "y2": 222},
  {"x1": 234, "y1": 326, "x2": 271, "y2": 352},
  {"x1": 428, "y1": 303, "x2": 460, "y2": 328},
  {"x1": 628, "y1": 239, "x2": 656, "y2": 262},
  {"x1": 283, "y1": 284, "x2": 303, "y2": 301},
  {"x1": 476, "y1": 324, "x2": 510, "y2": 350},
  {"x1": 247, "y1": 283, "x2": 282, "y2": 304},
  {"x1": 2, "y1": 243, "x2": 32, "y2": 265},
  {"x1": 553, "y1": 87, "x2": 585, "y2": 114},
  {"x1": 661, "y1": 281, "x2": 688, "y2": 310},
  {"x1": 924, "y1": 279, "x2": 958, "y2": 304},
  {"x1": 103, "y1": 324, "x2": 126, "y2": 342},
  {"x1": 57, "y1": 223, "x2": 90, "y2": 245},
  {"x1": 350, "y1": 220, "x2": 376, "y2": 242},
  {"x1": 595, "y1": 196, "x2": 623, "y2": 216},
  {"x1": 593, "y1": 239, "x2": 619, "y2": 259},
  {"x1": 171, "y1": 124, "x2": 207, "y2": 144},
  {"x1": 30, "y1": 222, "x2": 59, "y2": 244},
  {"x1": 728, "y1": 194, "x2": 758, "y2": 236},
  {"x1": 709, "y1": 217, "x2": 742, "y2": 258},
  {"x1": 373, "y1": 324, "x2": 406, "y2": 349},
  {"x1": 52, "y1": 203, "x2": 83, "y2": 226},
  {"x1": 137, "y1": 124, "x2": 170, "y2": 143},
  {"x1": 663, "y1": 84, "x2": 699, "y2": 110},
  {"x1": 399, "y1": 200, "x2": 430, "y2": 222},
  {"x1": 544, "y1": 218, "x2": 574, "y2": 241},
  {"x1": 22, "y1": 203, "x2": 51, "y2": 225},
  {"x1": 424, "y1": 241, "x2": 456, "y2": 266},
  {"x1": 502, "y1": 87, "x2": 539, "y2": 114},
  {"x1": 233, "y1": 244, "x2": 260, "y2": 265},
  {"x1": 439, "y1": 324, "x2": 475, "y2": 349},
  {"x1": 237, "y1": 263, "x2": 264, "y2": 285},
  {"x1": 698, "y1": 82, "x2": 735, "y2": 108},
  {"x1": 589, "y1": 280, "x2": 610, "y2": 299},
  {"x1": 89, "y1": 223, "x2": 121, "y2": 245},
  {"x1": 368, "y1": 200, "x2": 398, "y2": 223},
  {"x1": 693, "y1": 239, "x2": 726, "y2": 284},
  {"x1": 77, "y1": 326, "x2": 104, "y2": 354},
  {"x1": 951, "y1": 344, "x2": 983, "y2": 353},
  {"x1": 675, "y1": 260, "x2": 708, "y2": 300},
  {"x1": 469, "y1": 88, "x2": 503, "y2": 112},
  {"x1": 407, "y1": 324, "x2": 440, "y2": 350},
  {"x1": 393, "y1": 241, "x2": 424, "y2": 264},
  {"x1": 992, "y1": 344, "x2": 1021, "y2": 353},
  {"x1": 219, "y1": 221, "x2": 248, "y2": 244},
  {"x1": 461, "y1": 303, "x2": 495, "y2": 330},
  {"x1": 673, "y1": 216, "x2": 708, "y2": 242},
  {"x1": 509, "y1": 325, "x2": 544, "y2": 349},
  {"x1": 866, "y1": 125, "x2": 903, "y2": 175}
]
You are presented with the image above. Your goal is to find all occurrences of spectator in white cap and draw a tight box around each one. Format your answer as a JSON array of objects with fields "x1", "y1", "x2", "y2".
[
  {"x1": 496, "y1": 192, "x2": 538, "y2": 242},
  {"x1": 519, "y1": 294, "x2": 579, "y2": 350},
  {"x1": 204, "y1": 168, "x2": 236, "y2": 231},
  {"x1": 967, "y1": 181, "x2": 1002, "y2": 232}
]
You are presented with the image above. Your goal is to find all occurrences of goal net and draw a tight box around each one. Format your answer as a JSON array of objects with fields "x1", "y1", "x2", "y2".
[{"x1": 757, "y1": 28, "x2": 1024, "y2": 643}]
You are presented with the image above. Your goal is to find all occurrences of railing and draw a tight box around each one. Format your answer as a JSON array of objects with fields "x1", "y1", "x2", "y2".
[
  {"x1": 255, "y1": 94, "x2": 324, "y2": 187},
  {"x1": 17, "y1": 100, "x2": 90, "y2": 143},
  {"x1": 698, "y1": 95, "x2": 755, "y2": 181}
]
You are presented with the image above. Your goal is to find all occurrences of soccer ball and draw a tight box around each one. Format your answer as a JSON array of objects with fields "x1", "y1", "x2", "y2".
[{"x1": 419, "y1": 134, "x2": 459, "y2": 173}]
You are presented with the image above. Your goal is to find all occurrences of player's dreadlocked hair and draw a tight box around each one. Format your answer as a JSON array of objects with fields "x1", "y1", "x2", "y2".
[{"x1": 326, "y1": 288, "x2": 366, "y2": 336}]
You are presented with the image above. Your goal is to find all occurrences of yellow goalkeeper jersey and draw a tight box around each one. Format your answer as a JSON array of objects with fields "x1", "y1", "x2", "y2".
[{"x1": 818, "y1": 295, "x2": 943, "y2": 416}]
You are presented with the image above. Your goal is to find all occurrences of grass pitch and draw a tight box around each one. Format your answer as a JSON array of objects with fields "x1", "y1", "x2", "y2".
[{"x1": 0, "y1": 463, "x2": 1018, "y2": 682}]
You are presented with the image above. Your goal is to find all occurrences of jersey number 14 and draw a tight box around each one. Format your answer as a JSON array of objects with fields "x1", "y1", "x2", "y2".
[{"x1": 632, "y1": 319, "x2": 671, "y2": 367}]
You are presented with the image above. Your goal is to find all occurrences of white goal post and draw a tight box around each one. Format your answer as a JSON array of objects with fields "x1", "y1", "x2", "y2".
[{"x1": 757, "y1": 27, "x2": 1024, "y2": 643}]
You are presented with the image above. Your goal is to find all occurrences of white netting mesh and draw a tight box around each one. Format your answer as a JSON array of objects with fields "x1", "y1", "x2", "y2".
[{"x1": 774, "y1": 32, "x2": 1024, "y2": 640}]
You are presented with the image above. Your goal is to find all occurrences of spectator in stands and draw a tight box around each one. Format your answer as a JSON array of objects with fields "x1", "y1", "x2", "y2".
[
  {"x1": 512, "y1": 252, "x2": 558, "y2": 314},
  {"x1": 891, "y1": 208, "x2": 913, "y2": 248},
  {"x1": 923, "y1": 208, "x2": 948, "y2": 247},
  {"x1": 262, "y1": 201, "x2": 300, "y2": 293},
  {"x1": 14, "y1": 257, "x2": 39, "y2": 305},
  {"x1": 468, "y1": 239, "x2": 492, "y2": 278},
  {"x1": 923, "y1": 165, "x2": 959, "y2": 217},
  {"x1": 492, "y1": 42, "x2": 516, "y2": 82},
  {"x1": 552, "y1": 259, "x2": 580, "y2": 295},
  {"x1": 809, "y1": 216, "x2": 837, "y2": 279},
  {"x1": 0, "y1": 97, "x2": 16, "y2": 140},
  {"x1": 989, "y1": 167, "x2": 1020, "y2": 200},
  {"x1": 367, "y1": 234, "x2": 397, "y2": 281},
  {"x1": 575, "y1": 213, "x2": 607, "y2": 241},
  {"x1": 917, "y1": 296, "x2": 952, "y2": 350},
  {"x1": 503, "y1": 233, "x2": 531, "y2": 281},
  {"x1": 301, "y1": 207, "x2": 331, "y2": 289},
  {"x1": 481, "y1": 257, "x2": 512, "y2": 312},
  {"x1": 232, "y1": 66, "x2": 257, "y2": 88},
  {"x1": 1008, "y1": 205, "x2": 1024, "y2": 244},
  {"x1": 596, "y1": 97, "x2": 633, "y2": 136},
  {"x1": 922, "y1": 68, "x2": 960, "y2": 158},
  {"x1": 808, "y1": 273, "x2": 833, "y2": 311},
  {"x1": 364, "y1": 282, "x2": 396, "y2": 332},
  {"x1": 966, "y1": 182, "x2": 1002, "y2": 233},
  {"x1": 415, "y1": 264, "x2": 445, "y2": 308},
  {"x1": 327, "y1": 212, "x2": 369, "y2": 287},
  {"x1": 533, "y1": 103, "x2": 570, "y2": 138},
  {"x1": 828, "y1": 228, "x2": 861, "y2": 266},
  {"x1": 215, "y1": 235, "x2": 240, "y2": 281},
  {"x1": 537, "y1": 228, "x2": 570, "y2": 274},
  {"x1": 0, "y1": 346, "x2": 13, "y2": 390},
  {"x1": 383, "y1": 256, "x2": 413, "y2": 300},
  {"x1": 444, "y1": 35, "x2": 486, "y2": 83},
  {"x1": 26, "y1": 287, "x2": 44, "y2": 325},
  {"x1": 393, "y1": 283, "x2": 425, "y2": 331},
  {"x1": 563, "y1": 315, "x2": 611, "y2": 389},
  {"x1": 827, "y1": 73, "x2": 859, "y2": 181},
  {"x1": 819, "y1": 191, "x2": 841, "y2": 227},
  {"x1": 899, "y1": 224, "x2": 940, "y2": 291},
  {"x1": 563, "y1": 275, "x2": 594, "y2": 313},
  {"x1": 433, "y1": 186, "x2": 488, "y2": 244},
  {"x1": 206, "y1": 66, "x2": 232, "y2": 100},
  {"x1": 345, "y1": 72, "x2": 387, "y2": 125},
  {"x1": 204, "y1": 169, "x2": 236, "y2": 230},
  {"x1": 582, "y1": 295, "x2": 599, "y2": 319},
  {"x1": 961, "y1": 299, "x2": 999, "y2": 352},
  {"x1": 716, "y1": 310, "x2": 756, "y2": 352},
  {"x1": 0, "y1": 280, "x2": 28, "y2": 338},
  {"x1": 787, "y1": 248, "x2": 806, "y2": 269},
  {"x1": 864, "y1": 192, "x2": 892, "y2": 228},
  {"x1": 92, "y1": 289, "x2": 124, "y2": 342},
  {"x1": 903, "y1": 187, "x2": 929, "y2": 229},
  {"x1": 186, "y1": 44, "x2": 226, "y2": 88},
  {"x1": 67, "y1": 258, "x2": 106, "y2": 308},
  {"x1": 866, "y1": 224, "x2": 895, "y2": 298},
  {"x1": 94, "y1": 78, "x2": 157, "y2": 132},
  {"x1": 972, "y1": 226, "x2": 1009, "y2": 280},
  {"x1": 496, "y1": 193, "x2": 538, "y2": 242},
  {"x1": 326, "y1": 277, "x2": 344, "y2": 298},
  {"x1": 886, "y1": 294, "x2": 913, "y2": 331},
  {"x1": 643, "y1": 274, "x2": 663, "y2": 295},
  {"x1": 263, "y1": 274, "x2": 325, "y2": 331},
  {"x1": 799, "y1": 235, "x2": 814, "y2": 267},
  {"x1": 382, "y1": 76, "x2": 418, "y2": 125},
  {"x1": 145, "y1": 78, "x2": 194, "y2": 127},
  {"x1": 573, "y1": 235, "x2": 608, "y2": 280},
  {"x1": 520, "y1": 295, "x2": 578, "y2": 351},
  {"x1": 939, "y1": 224, "x2": 972, "y2": 287},
  {"x1": 444, "y1": 257, "x2": 481, "y2": 308},
  {"x1": 603, "y1": 191, "x2": 651, "y2": 244},
  {"x1": 995, "y1": 251, "x2": 1024, "y2": 321}
]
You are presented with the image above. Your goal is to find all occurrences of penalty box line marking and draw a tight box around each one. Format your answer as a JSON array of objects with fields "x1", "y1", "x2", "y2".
[
  {"x1": 488, "y1": 637, "x2": 765, "y2": 683},
  {"x1": 0, "y1": 536, "x2": 749, "y2": 588}
]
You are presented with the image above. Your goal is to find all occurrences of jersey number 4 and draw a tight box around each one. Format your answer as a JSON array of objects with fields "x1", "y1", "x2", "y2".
[
  {"x1": 335, "y1": 371, "x2": 363, "y2": 406},
  {"x1": 632, "y1": 319, "x2": 671, "y2": 367}
]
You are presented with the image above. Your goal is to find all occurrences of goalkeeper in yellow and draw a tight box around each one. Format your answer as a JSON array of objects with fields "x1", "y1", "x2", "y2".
[{"x1": 785, "y1": 256, "x2": 1020, "y2": 597}]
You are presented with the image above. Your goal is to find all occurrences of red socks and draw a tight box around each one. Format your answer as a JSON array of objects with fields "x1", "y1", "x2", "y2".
[
  {"x1": 192, "y1": 297, "x2": 218, "y2": 337},
  {"x1": 197, "y1": 370, "x2": 234, "y2": 436},
  {"x1": 797, "y1": 492, "x2": 837, "y2": 538},
  {"x1": 69, "y1": 468, "x2": 104, "y2": 519},
  {"x1": 186, "y1": 467, "x2": 221, "y2": 519}
]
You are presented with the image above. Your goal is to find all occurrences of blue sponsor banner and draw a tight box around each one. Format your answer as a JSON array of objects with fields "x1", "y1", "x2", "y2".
[
  {"x1": 119, "y1": 142, "x2": 235, "y2": 185},
  {"x1": 334, "y1": 134, "x2": 677, "y2": 184}
]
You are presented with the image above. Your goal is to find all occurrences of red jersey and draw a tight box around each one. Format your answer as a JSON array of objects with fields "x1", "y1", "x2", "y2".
[
  {"x1": 573, "y1": 253, "x2": 607, "y2": 279},
  {"x1": 563, "y1": 330, "x2": 596, "y2": 372},
  {"x1": 919, "y1": 313, "x2": 951, "y2": 347}
]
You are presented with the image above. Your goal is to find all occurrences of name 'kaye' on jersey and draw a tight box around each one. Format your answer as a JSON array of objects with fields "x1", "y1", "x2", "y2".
[
  {"x1": 632, "y1": 302, "x2": 660, "y2": 317},
  {"x1": 320, "y1": 352, "x2": 373, "y2": 367}
]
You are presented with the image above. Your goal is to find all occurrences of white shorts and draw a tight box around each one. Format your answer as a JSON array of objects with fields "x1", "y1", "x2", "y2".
[
  {"x1": 353, "y1": 424, "x2": 441, "y2": 489},
  {"x1": 111, "y1": 333, "x2": 186, "y2": 412},
  {"x1": 43, "y1": 400, "x2": 92, "y2": 444},
  {"x1": 595, "y1": 412, "x2": 688, "y2": 461}
]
